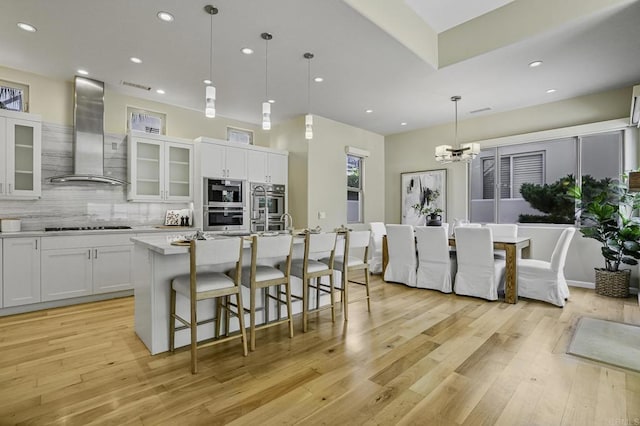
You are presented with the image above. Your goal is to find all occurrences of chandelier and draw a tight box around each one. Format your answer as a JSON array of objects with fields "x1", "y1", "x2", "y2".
[{"x1": 435, "y1": 96, "x2": 480, "y2": 163}]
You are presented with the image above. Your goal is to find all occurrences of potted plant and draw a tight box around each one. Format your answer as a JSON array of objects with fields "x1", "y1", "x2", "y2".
[{"x1": 568, "y1": 175, "x2": 640, "y2": 297}]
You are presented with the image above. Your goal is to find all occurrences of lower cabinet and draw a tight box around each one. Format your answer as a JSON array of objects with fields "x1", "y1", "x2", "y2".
[
  {"x1": 40, "y1": 234, "x2": 133, "y2": 302},
  {"x1": 3, "y1": 237, "x2": 41, "y2": 307}
]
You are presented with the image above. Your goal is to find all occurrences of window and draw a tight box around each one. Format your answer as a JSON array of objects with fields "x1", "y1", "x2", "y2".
[
  {"x1": 127, "y1": 107, "x2": 166, "y2": 135},
  {"x1": 227, "y1": 127, "x2": 253, "y2": 145},
  {"x1": 0, "y1": 79, "x2": 29, "y2": 112},
  {"x1": 347, "y1": 154, "x2": 363, "y2": 223},
  {"x1": 470, "y1": 131, "x2": 622, "y2": 224},
  {"x1": 482, "y1": 152, "x2": 543, "y2": 199}
]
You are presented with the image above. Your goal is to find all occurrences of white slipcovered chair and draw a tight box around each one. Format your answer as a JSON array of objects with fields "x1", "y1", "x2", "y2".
[
  {"x1": 454, "y1": 227, "x2": 505, "y2": 301},
  {"x1": 485, "y1": 223, "x2": 518, "y2": 259},
  {"x1": 369, "y1": 222, "x2": 386, "y2": 274},
  {"x1": 383, "y1": 224, "x2": 417, "y2": 287},
  {"x1": 415, "y1": 226, "x2": 456, "y2": 293},
  {"x1": 517, "y1": 227, "x2": 576, "y2": 307}
]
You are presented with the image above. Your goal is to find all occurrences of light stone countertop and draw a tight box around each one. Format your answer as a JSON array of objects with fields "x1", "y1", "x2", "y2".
[{"x1": 0, "y1": 226, "x2": 195, "y2": 238}]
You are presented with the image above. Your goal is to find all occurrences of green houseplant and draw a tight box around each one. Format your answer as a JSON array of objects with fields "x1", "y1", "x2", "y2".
[{"x1": 568, "y1": 175, "x2": 640, "y2": 297}]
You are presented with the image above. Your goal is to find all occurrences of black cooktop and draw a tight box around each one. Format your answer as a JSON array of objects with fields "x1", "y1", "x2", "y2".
[{"x1": 45, "y1": 226, "x2": 133, "y2": 232}]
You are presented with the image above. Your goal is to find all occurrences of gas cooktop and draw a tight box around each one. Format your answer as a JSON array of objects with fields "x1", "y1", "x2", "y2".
[{"x1": 44, "y1": 226, "x2": 133, "y2": 232}]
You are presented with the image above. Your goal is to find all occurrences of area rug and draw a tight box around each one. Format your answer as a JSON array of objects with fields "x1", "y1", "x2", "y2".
[{"x1": 567, "y1": 317, "x2": 640, "y2": 372}]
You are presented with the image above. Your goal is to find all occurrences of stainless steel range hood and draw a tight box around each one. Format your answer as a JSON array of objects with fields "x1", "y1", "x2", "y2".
[{"x1": 49, "y1": 76, "x2": 127, "y2": 185}]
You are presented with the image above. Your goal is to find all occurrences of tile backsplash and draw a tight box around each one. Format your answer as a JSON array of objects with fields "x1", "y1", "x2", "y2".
[{"x1": 0, "y1": 122, "x2": 189, "y2": 231}]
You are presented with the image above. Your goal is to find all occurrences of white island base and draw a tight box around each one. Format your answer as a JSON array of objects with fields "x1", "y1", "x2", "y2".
[{"x1": 131, "y1": 235, "x2": 331, "y2": 355}]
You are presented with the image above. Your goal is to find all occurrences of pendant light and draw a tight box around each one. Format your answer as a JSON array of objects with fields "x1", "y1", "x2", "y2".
[
  {"x1": 261, "y1": 32, "x2": 273, "y2": 130},
  {"x1": 435, "y1": 96, "x2": 480, "y2": 163},
  {"x1": 304, "y1": 52, "x2": 314, "y2": 140},
  {"x1": 204, "y1": 5, "x2": 218, "y2": 118}
]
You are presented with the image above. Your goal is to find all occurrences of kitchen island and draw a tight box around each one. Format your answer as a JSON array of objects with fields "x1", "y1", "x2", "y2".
[{"x1": 131, "y1": 234, "x2": 327, "y2": 355}]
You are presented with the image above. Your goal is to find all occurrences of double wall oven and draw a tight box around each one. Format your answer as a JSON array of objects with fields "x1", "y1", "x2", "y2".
[
  {"x1": 250, "y1": 183, "x2": 286, "y2": 233},
  {"x1": 202, "y1": 178, "x2": 247, "y2": 231}
]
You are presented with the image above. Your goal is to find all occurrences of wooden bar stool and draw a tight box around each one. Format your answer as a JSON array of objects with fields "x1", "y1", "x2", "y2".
[
  {"x1": 286, "y1": 232, "x2": 337, "y2": 332},
  {"x1": 320, "y1": 230, "x2": 372, "y2": 321},
  {"x1": 229, "y1": 234, "x2": 294, "y2": 351},
  {"x1": 169, "y1": 238, "x2": 247, "y2": 374}
]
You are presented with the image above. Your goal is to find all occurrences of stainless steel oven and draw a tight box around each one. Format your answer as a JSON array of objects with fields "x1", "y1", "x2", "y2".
[
  {"x1": 250, "y1": 183, "x2": 285, "y2": 233},
  {"x1": 203, "y1": 178, "x2": 247, "y2": 231}
]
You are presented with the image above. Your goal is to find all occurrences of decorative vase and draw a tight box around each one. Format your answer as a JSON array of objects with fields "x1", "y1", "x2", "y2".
[
  {"x1": 594, "y1": 268, "x2": 630, "y2": 298},
  {"x1": 427, "y1": 214, "x2": 442, "y2": 227}
]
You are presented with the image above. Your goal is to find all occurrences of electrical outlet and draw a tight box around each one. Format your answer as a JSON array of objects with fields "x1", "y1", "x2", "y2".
[{"x1": 318, "y1": 211, "x2": 326, "y2": 219}]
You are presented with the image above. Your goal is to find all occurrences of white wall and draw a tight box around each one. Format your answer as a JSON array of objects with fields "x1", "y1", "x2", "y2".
[{"x1": 273, "y1": 114, "x2": 385, "y2": 230}]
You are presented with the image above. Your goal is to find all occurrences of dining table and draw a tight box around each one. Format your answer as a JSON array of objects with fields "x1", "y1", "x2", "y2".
[{"x1": 381, "y1": 234, "x2": 531, "y2": 304}]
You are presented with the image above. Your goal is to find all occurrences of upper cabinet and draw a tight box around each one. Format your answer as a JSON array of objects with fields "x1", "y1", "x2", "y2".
[
  {"x1": 128, "y1": 131, "x2": 193, "y2": 202},
  {"x1": 247, "y1": 151, "x2": 288, "y2": 184},
  {"x1": 200, "y1": 141, "x2": 247, "y2": 179},
  {"x1": 0, "y1": 110, "x2": 42, "y2": 200}
]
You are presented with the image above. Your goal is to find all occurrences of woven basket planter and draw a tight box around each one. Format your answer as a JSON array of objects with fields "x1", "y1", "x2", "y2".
[{"x1": 594, "y1": 268, "x2": 630, "y2": 298}]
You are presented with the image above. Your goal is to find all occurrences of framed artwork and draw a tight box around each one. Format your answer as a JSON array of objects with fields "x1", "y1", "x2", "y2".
[
  {"x1": 227, "y1": 126, "x2": 253, "y2": 145},
  {"x1": 401, "y1": 169, "x2": 447, "y2": 225}
]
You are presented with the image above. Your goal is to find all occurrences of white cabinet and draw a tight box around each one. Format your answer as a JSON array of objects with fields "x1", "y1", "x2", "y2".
[
  {"x1": 0, "y1": 110, "x2": 42, "y2": 200},
  {"x1": 128, "y1": 131, "x2": 193, "y2": 202},
  {"x1": 3, "y1": 237, "x2": 41, "y2": 307},
  {"x1": 41, "y1": 234, "x2": 133, "y2": 301},
  {"x1": 200, "y1": 142, "x2": 247, "y2": 179},
  {"x1": 247, "y1": 151, "x2": 288, "y2": 184},
  {"x1": 0, "y1": 242, "x2": 3, "y2": 308}
]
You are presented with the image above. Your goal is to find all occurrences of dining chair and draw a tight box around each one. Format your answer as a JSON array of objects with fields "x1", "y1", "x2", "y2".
[
  {"x1": 517, "y1": 227, "x2": 576, "y2": 307},
  {"x1": 369, "y1": 222, "x2": 386, "y2": 274},
  {"x1": 454, "y1": 227, "x2": 505, "y2": 301},
  {"x1": 228, "y1": 234, "x2": 294, "y2": 351},
  {"x1": 169, "y1": 238, "x2": 247, "y2": 374},
  {"x1": 415, "y1": 226, "x2": 456, "y2": 293},
  {"x1": 285, "y1": 232, "x2": 337, "y2": 332},
  {"x1": 485, "y1": 223, "x2": 518, "y2": 259},
  {"x1": 383, "y1": 224, "x2": 417, "y2": 287},
  {"x1": 320, "y1": 230, "x2": 372, "y2": 321}
]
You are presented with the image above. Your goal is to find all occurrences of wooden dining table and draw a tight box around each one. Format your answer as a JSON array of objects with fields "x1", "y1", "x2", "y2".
[{"x1": 382, "y1": 234, "x2": 531, "y2": 304}]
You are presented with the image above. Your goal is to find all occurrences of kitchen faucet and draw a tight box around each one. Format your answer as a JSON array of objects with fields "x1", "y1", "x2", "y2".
[
  {"x1": 280, "y1": 213, "x2": 294, "y2": 232},
  {"x1": 253, "y1": 185, "x2": 269, "y2": 232}
]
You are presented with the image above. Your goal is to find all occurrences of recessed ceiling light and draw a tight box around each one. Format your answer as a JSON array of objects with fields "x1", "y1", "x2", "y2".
[
  {"x1": 529, "y1": 60, "x2": 543, "y2": 68},
  {"x1": 241, "y1": 47, "x2": 254, "y2": 55},
  {"x1": 130, "y1": 57, "x2": 142, "y2": 64},
  {"x1": 77, "y1": 69, "x2": 89, "y2": 76},
  {"x1": 314, "y1": 77, "x2": 324, "y2": 83},
  {"x1": 268, "y1": 99, "x2": 276, "y2": 104},
  {"x1": 17, "y1": 22, "x2": 37, "y2": 32},
  {"x1": 156, "y1": 89, "x2": 165, "y2": 94},
  {"x1": 400, "y1": 122, "x2": 407, "y2": 126},
  {"x1": 157, "y1": 11, "x2": 174, "y2": 22},
  {"x1": 546, "y1": 88, "x2": 557, "y2": 93},
  {"x1": 203, "y1": 79, "x2": 212, "y2": 85},
  {"x1": 365, "y1": 109, "x2": 373, "y2": 114}
]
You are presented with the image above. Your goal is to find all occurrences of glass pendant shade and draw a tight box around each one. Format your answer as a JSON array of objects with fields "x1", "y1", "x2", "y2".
[
  {"x1": 262, "y1": 101, "x2": 271, "y2": 130},
  {"x1": 305, "y1": 114, "x2": 313, "y2": 140},
  {"x1": 205, "y1": 85, "x2": 216, "y2": 118},
  {"x1": 435, "y1": 96, "x2": 479, "y2": 164}
]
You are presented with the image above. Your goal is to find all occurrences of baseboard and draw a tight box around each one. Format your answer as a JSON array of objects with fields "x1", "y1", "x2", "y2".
[
  {"x1": 0, "y1": 290, "x2": 134, "y2": 317},
  {"x1": 568, "y1": 280, "x2": 594, "y2": 289}
]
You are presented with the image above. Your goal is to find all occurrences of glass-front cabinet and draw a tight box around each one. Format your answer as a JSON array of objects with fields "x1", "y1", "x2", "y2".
[
  {"x1": 128, "y1": 131, "x2": 193, "y2": 202},
  {"x1": 0, "y1": 110, "x2": 42, "y2": 200}
]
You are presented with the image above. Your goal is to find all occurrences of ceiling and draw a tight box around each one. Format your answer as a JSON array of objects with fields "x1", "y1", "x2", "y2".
[{"x1": 1, "y1": 0, "x2": 639, "y2": 136}]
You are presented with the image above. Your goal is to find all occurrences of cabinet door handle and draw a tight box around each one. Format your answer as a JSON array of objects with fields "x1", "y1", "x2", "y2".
[
  {"x1": 35, "y1": 240, "x2": 38, "y2": 250},
  {"x1": 94, "y1": 249, "x2": 98, "y2": 259},
  {"x1": 8, "y1": 183, "x2": 12, "y2": 193},
  {"x1": 88, "y1": 249, "x2": 91, "y2": 259},
  {"x1": 0, "y1": 183, "x2": 3, "y2": 193}
]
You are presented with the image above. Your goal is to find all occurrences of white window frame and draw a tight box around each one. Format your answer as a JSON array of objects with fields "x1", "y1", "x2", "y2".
[
  {"x1": 347, "y1": 154, "x2": 364, "y2": 224},
  {"x1": 0, "y1": 79, "x2": 29, "y2": 112}
]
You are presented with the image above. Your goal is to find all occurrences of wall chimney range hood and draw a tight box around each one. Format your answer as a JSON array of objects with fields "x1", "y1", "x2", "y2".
[{"x1": 49, "y1": 76, "x2": 127, "y2": 185}]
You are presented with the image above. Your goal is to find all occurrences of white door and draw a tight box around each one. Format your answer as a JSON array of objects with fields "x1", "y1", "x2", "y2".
[
  {"x1": 129, "y1": 137, "x2": 164, "y2": 201},
  {"x1": 4, "y1": 118, "x2": 41, "y2": 198},
  {"x1": 201, "y1": 143, "x2": 226, "y2": 178},
  {"x1": 224, "y1": 146, "x2": 248, "y2": 179},
  {"x1": 3, "y1": 238, "x2": 41, "y2": 307},
  {"x1": 268, "y1": 153, "x2": 288, "y2": 185},
  {"x1": 247, "y1": 150, "x2": 268, "y2": 183},
  {"x1": 41, "y1": 247, "x2": 93, "y2": 301},
  {"x1": 0, "y1": 242, "x2": 3, "y2": 307},
  {"x1": 93, "y1": 245, "x2": 133, "y2": 293},
  {"x1": 165, "y1": 143, "x2": 192, "y2": 201}
]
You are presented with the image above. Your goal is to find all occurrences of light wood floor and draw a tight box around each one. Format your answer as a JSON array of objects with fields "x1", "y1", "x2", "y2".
[{"x1": 1, "y1": 274, "x2": 639, "y2": 425}]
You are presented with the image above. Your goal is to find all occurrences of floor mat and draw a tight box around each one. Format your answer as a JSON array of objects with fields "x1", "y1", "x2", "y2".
[{"x1": 567, "y1": 317, "x2": 640, "y2": 372}]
